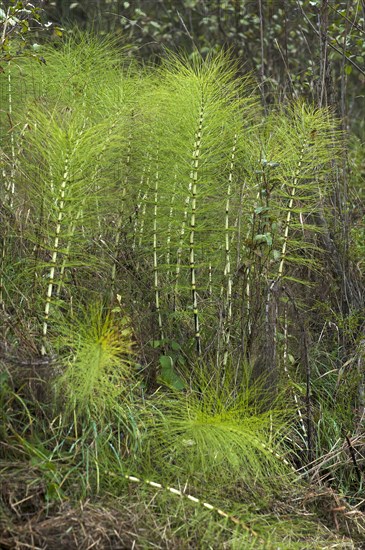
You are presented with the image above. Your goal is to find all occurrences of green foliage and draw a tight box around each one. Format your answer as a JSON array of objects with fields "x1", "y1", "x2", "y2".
[
  {"x1": 43, "y1": 1, "x2": 364, "y2": 136},
  {"x1": 0, "y1": 0, "x2": 58, "y2": 65},
  {"x1": 55, "y1": 301, "x2": 135, "y2": 420},
  {"x1": 141, "y1": 366, "x2": 294, "y2": 493},
  {"x1": 0, "y1": 32, "x2": 364, "y2": 548}
]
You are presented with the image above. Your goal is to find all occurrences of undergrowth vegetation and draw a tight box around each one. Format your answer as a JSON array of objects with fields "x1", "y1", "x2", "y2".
[{"x1": 0, "y1": 35, "x2": 364, "y2": 549}]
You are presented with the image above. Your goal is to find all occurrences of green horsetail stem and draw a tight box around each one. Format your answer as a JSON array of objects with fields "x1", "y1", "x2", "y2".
[
  {"x1": 122, "y1": 473, "x2": 261, "y2": 541},
  {"x1": 283, "y1": 308, "x2": 307, "y2": 440},
  {"x1": 138, "y1": 193, "x2": 148, "y2": 249},
  {"x1": 131, "y1": 192, "x2": 147, "y2": 253},
  {"x1": 208, "y1": 263, "x2": 212, "y2": 298},
  {"x1": 166, "y1": 175, "x2": 177, "y2": 287},
  {"x1": 0, "y1": 64, "x2": 16, "y2": 310},
  {"x1": 153, "y1": 155, "x2": 165, "y2": 343},
  {"x1": 41, "y1": 153, "x2": 70, "y2": 356},
  {"x1": 56, "y1": 115, "x2": 105, "y2": 300},
  {"x1": 110, "y1": 195, "x2": 128, "y2": 296},
  {"x1": 110, "y1": 136, "x2": 132, "y2": 298},
  {"x1": 222, "y1": 134, "x2": 237, "y2": 369},
  {"x1": 173, "y1": 181, "x2": 191, "y2": 311},
  {"x1": 138, "y1": 154, "x2": 152, "y2": 250},
  {"x1": 243, "y1": 183, "x2": 264, "y2": 348},
  {"x1": 56, "y1": 209, "x2": 81, "y2": 299},
  {"x1": 190, "y1": 95, "x2": 205, "y2": 355},
  {"x1": 277, "y1": 139, "x2": 308, "y2": 280},
  {"x1": 6, "y1": 63, "x2": 16, "y2": 206},
  {"x1": 131, "y1": 169, "x2": 146, "y2": 250}
]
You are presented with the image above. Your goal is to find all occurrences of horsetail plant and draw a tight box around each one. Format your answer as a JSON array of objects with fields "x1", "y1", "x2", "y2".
[
  {"x1": 153, "y1": 152, "x2": 165, "y2": 343},
  {"x1": 222, "y1": 134, "x2": 238, "y2": 370},
  {"x1": 0, "y1": 62, "x2": 18, "y2": 311},
  {"x1": 173, "y1": 181, "x2": 191, "y2": 312},
  {"x1": 122, "y1": 472, "x2": 261, "y2": 541},
  {"x1": 41, "y1": 151, "x2": 71, "y2": 356},
  {"x1": 271, "y1": 102, "x2": 342, "y2": 283},
  {"x1": 18, "y1": 107, "x2": 126, "y2": 353},
  {"x1": 131, "y1": 178, "x2": 146, "y2": 251},
  {"x1": 142, "y1": 365, "x2": 295, "y2": 491},
  {"x1": 282, "y1": 307, "x2": 307, "y2": 443},
  {"x1": 110, "y1": 135, "x2": 132, "y2": 300},
  {"x1": 165, "y1": 174, "x2": 177, "y2": 285},
  {"x1": 5, "y1": 62, "x2": 16, "y2": 206},
  {"x1": 189, "y1": 93, "x2": 205, "y2": 355},
  {"x1": 135, "y1": 51, "x2": 255, "y2": 354}
]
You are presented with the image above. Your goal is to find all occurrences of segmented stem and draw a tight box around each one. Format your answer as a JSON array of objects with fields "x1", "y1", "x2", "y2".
[
  {"x1": 123, "y1": 474, "x2": 260, "y2": 539},
  {"x1": 56, "y1": 210, "x2": 82, "y2": 298},
  {"x1": 153, "y1": 154, "x2": 164, "y2": 342},
  {"x1": 190, "y1": 96, "x2": 205, "y2": 355},
  {"x1": 110, "y1": 136, "x2": 132, "y2": 296},
  {"x1": 57, "y1": 117, "x2": 115, "y2": 298},
  {"x1": 166, "y1": 174, "x2": 177, "y2": 287},
  {"x1": 283, "y1": 308, "x2": 307, "y2": 440},
  {"x1": 138, "y1": 189, "x2": 148, "y2": 248},
  {"x1": 41, "y1": 153, "x2": 70, "y2": 355},
  {"x1": 136, "y1": 155, "x2": 152, "y2": 271},
  {"x1": 6, "y1": 62, "x2": 16, "y2": 205},
  {"x1": 278, "y1": 139, "x2": 308, "y2": 279},
  {"x1": 174, "y1": 183, "x2": 191, "y2": 311},
  {"x1": 0, "y1": 63, "x2": 16, "y2": 309},
  {"x1": 132, "y1": 168, "x2": 146, "y2": 250},
  {"x1": 222, "y1": 134, "x2": 237, "y2": 368},
  {"x1": 208, "y1": 263, "x2": 212, "y2": 298}
]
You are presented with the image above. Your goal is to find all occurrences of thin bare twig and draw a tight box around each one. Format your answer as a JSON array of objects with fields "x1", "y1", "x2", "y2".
[{"x1": 297, "y1": 0, "x2": 365, "y2": 77}]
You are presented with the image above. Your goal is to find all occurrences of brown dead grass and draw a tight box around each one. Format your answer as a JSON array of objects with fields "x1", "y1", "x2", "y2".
[{"x1": 1, "y1": 459, "x2": 365, "y2": 550}]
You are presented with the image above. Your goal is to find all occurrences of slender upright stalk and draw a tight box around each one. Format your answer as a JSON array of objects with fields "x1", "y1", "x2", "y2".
[
  {"x1": 222, "y1": 134, "x2": 237, "y2": 369},
  {"x1": 283, "y1": 308, "x2": 307, "y2": 441},
  {"x1": 166, "y1": 175, "x2": 177, "y2": 288},
  {"x1": 257, "y1": 0, "x2": 266, "y2": 110},
  {"x1": 277, "y1": 139, "x2": 308, "y2": 280},
  {"x1": 189, "y1": 94, "x2": 205, "y2": 355},
  {"x1": 132, "y1": 169, "x2": 146, "y2": 250},
  {"x1": 41, "y1": 152, "x2": 70, "y2": 355},
  {"x1": 174, "y1": 184, "x2": 191, "y2": 311},
  {"x1": 57, "y1": 117, "x2": 115, "y2": 298},
  {"x1": 110, "y1": 136, "x2": 132, "y2": 298},
  {"x1": 153, "y1": 153, "x2": 164, "y2": 343},
  {"x1": 0, "y1": 63, "x2": 16, "y2": 309},
  {"x1": 6, "y1": 62, "x2": 16, "y2": 205},
  {"x1": 136, "y1": 155, "x2": 152, "y2": 271},
  {"x1": 318, "y1": 0, "x2": 330, "y2": 108}
]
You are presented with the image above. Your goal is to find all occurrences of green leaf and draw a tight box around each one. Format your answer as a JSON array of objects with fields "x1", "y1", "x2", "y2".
[
  {"x1": 151, "y1": 339, "x2": 162, "y2": 348},
  {"x1": 254, "y1": 233, "x2": 272, "y2": 246},
  {"x1": 159, "y1": 355, "x2": 186, "y2": 390},
  {"x1": 254, "y1": 206, "x2": 269, "y2": 215},
  {"x1": 159, "y1": 355, "x2": 173, "y2": 370}
]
